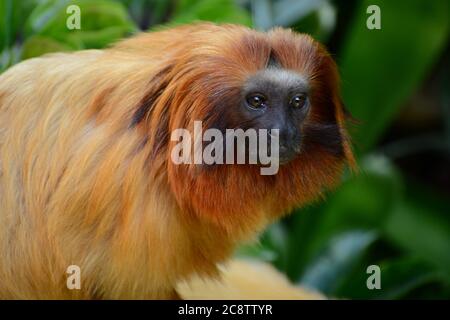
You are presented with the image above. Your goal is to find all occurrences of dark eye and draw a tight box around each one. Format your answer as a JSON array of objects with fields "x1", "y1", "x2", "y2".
[
  {"x1": 290, "y1": 94, "x2": 307, "y2": 109},
  {"x1": 246, "y1": 93, "x2": 267, "y2": 109}
]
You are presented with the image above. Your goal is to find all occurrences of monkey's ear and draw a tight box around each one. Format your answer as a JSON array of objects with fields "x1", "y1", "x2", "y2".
[
  {"x1": 333, "y1": 95, "x2": 357, "y2": 171},
  {"x1": 318, "y1": 51, "x2": 357, "y2": 171},
  {"x1": 340, "y1": 100, "x2": 359, "y2": 125}
]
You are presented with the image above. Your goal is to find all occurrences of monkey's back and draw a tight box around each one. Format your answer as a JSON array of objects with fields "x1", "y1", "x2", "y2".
[
  {"x1": 0, "y1": 25, "x2": 243, "y2": 298},
  {"x1": 0, "y1": 47, "x2": 182, "y2": 298}
]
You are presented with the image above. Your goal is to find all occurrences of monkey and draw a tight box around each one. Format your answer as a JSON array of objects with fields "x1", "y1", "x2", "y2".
[{"x1": 0, "y1": 23, "x2": 354, "y2": 299}]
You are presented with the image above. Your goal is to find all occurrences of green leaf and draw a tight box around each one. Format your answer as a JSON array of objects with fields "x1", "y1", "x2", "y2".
[
  {"x1": 385, "y1": 186, "x2": 450, "y2": 278},
  {"x1": 235, "y1": 243, "x2": 278, "y2": 263},
  {"x1": 171, "y1": 0, "x2": 251, "y2": 26},
  {"x1": 25, "y1": 0, "x2": 72, "y2": 35},
  {"x1": 1, "y1": 0, "x2": 37, "y2": 54},
  {"x1": 284, "y1": 154, "x2": 403, "y2": 281},
  {"x1": 272, "y1": 0, "x2": 327, "y2": 27},
  {"x1": 25, "y1": 0, "x2": 137, "y2": 49},
  {"x1": 119, "y1": 0, "x2": 170, "y2": 28},
  {"x1": 290, "y1": 3, "x2": 336, "y2": 43},
  {"x1": 21, "y1": 36, "x2": 72, "y2": 60},
  {"x1": 235, "y1": 222, "x2": 288, "y2": 266},
  {"x1": 299, "y1": 230, "x2": 377, "y2": 294},
  {"x1": 0, "y1": 0, "x2": 12, "y2": 50},
  {"x1": 1, "y1": 45, "x2": 22, "y2": 73},
  {"x1": 65, "y1": 26, "x2": 131, "y2": 49},
  {"x1": 339, "y1": 0, "x2": 450, "y2": 151},
  {"x1": 335, "y1": 256, "x2": 447, "y2": 299}
]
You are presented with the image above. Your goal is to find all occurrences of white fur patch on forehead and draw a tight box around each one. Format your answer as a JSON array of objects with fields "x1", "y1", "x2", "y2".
[{"x1": 243, "y1": 67, "x2": 309, "y2": 94}]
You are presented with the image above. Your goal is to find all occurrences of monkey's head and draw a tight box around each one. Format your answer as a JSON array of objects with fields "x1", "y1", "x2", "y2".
[{"x1": 142, "y1": 24, "x2": 355, "y2": 236}]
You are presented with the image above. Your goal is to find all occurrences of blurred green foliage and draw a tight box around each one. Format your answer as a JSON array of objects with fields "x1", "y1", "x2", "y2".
[
  {"x1": 24, "y1": 0, "x2": 136, "y2": 49},
  {"x1": 172, "y1": 0, "x2": 251, "y2": 26},
  {"x1": 340, "y1": 0, "x2": 449, "y2": 152},
  {"x1": 0, "y1": 0, "x2": 449, "y2": 299}
]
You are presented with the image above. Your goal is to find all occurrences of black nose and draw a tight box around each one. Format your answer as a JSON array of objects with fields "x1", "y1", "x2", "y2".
[
  {"x1": 280, "y1": 124, "x2": 298, "y2": 143},
  {"x1": 272, "y1": 125, "x2": 301, "y2": 164}
]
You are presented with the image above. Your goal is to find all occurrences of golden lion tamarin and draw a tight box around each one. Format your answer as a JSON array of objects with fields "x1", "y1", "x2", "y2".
[{"x1": 0, "y1": 23, "x2": 354, "y2": 299}]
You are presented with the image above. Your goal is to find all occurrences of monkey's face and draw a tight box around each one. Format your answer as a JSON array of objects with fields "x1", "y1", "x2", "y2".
[{"x1": 239, "y1": 67, "x2": 310, "y2": 164}]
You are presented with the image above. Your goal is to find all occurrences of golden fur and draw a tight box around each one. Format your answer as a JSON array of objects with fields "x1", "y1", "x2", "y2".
[
  {"x1": 0, "y1": 23, "x2": 353, "y2": 299},
  {"x1": 178, "y1": 259, "x2": 325, "y2": 300}
]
